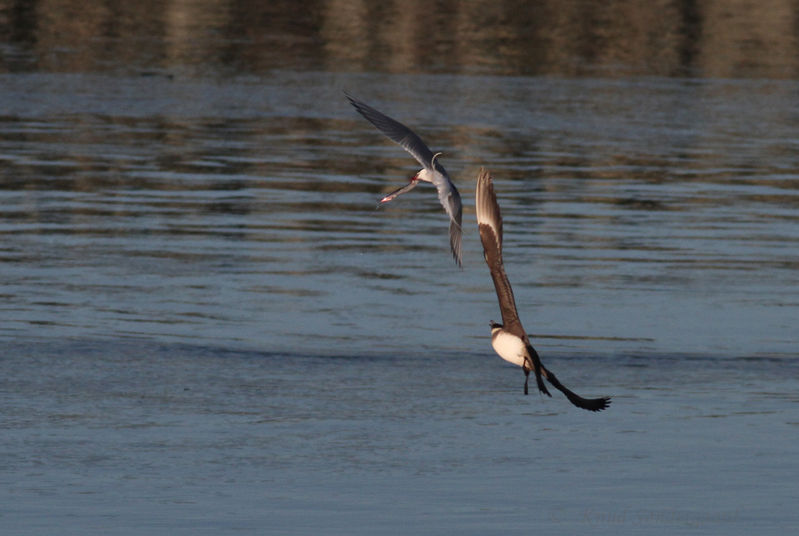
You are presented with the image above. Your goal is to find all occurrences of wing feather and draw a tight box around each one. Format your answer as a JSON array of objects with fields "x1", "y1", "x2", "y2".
[
  {"x1": 475, "y1": 168, "x2": 522, "y2": 334},
  {"x1": 436, "y1": 179, "x2": 463, "y2": 267},
  {"x1": 346, "y1": 94, "x2": 435, "y2": 170}
]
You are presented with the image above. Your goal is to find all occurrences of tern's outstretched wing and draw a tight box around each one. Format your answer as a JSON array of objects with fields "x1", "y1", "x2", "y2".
[{"x1": 346, "y1": 94, "x2": 436, "y2": 171}]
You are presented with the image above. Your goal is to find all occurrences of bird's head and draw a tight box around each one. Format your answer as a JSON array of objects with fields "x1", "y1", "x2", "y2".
[{"x1": 489, "y1": 321, "x2": 503, "y2": 334}]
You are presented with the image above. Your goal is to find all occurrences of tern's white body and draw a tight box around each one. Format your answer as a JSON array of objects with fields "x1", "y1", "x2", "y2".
[{"x1": 491, "y1": 327, "x2": 527, "y2": 368}]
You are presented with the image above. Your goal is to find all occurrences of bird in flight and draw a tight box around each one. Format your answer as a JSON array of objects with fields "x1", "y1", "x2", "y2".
[
  {"x1": 346, "y1": 94, "x2": 463, "y2": 267},
  {"x1": 475, "y1": 167, "x2": 611, "y2": 411}
]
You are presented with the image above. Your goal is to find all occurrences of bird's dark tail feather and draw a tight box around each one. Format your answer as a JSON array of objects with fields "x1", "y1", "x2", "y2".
[{"x1": 542, "y1": 366, "x2": 611, "y2": 412}]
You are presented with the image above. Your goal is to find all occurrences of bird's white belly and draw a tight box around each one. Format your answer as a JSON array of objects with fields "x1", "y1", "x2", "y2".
[{"x1": 491, "y1": 331, "x2": 527, "y2": 368}]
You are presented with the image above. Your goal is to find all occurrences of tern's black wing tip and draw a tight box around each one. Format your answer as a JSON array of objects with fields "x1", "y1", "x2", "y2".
[{"x1": 344, "y1": 92, "x2": 369, "y2": 113}]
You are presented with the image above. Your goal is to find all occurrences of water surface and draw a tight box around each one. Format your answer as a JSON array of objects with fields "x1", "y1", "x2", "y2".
[{"x1": 2, "y1": 72, "x2": 797, "y2": 357}]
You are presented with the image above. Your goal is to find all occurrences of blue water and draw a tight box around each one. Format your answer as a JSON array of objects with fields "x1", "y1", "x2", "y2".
[
  {"x1": 2, "y1": 3, "x2": 799, "y2": 534},
  {"x1": 2, "y1": 340, "x2": 797, "y2": 535}
]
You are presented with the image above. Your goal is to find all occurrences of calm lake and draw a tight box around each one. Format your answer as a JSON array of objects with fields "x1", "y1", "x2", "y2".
[{"x1": 1, "y1": 1, "x2": 798, "y2": 534}]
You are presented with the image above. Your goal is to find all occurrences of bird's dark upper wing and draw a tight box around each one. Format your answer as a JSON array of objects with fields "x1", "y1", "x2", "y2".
[
  {"x1": 476, "y1": 168, "x2": 523, "y2": 334},
  {"x1": 346, "y1": 94, "x2": 436, "y2": 170}
]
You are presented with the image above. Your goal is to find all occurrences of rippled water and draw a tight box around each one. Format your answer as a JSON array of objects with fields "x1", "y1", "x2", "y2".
[
  {"x1": 2, "y1": 69, "x2": 797, "y2": 535},
  {"x1": 3, "y1": 73, "x2": 797, "y2": 358},
  {"x1": 2, "y1": 2, "x2": 799, "y2": 534}
]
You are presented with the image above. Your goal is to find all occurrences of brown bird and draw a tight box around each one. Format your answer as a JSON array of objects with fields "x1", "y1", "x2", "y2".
[{"x1": 476, "y1": 168, "x2": 611, "y2": 411}]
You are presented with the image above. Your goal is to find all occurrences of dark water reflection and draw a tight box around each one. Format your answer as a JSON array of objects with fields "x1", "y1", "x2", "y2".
[{"x1": 3, "y1": 0, "x2": 799, "y2": 78}]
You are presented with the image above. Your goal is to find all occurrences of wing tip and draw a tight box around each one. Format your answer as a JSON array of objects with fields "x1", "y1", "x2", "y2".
[
  {"x1": 568, "y1": 393, "x2": 613, "y2": 412},
  {"x1": 475, "y1": 167, "x2": 492, "y2": 205},
  {"x1": 450, "y1": 221, "x2": 463, "y2": 268},
  {"x1": 475, "y1": 166, "x2": 502, "y2": 251},
  {"x1": 344, "y1": 92, "x2": 375, "y2": 119},
  {"x1": 477, "y1": 166, "x2": 492, "y2": 184},
  {"x1": 588, "y1": 396, "x2": 612, "y2": 412}
]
